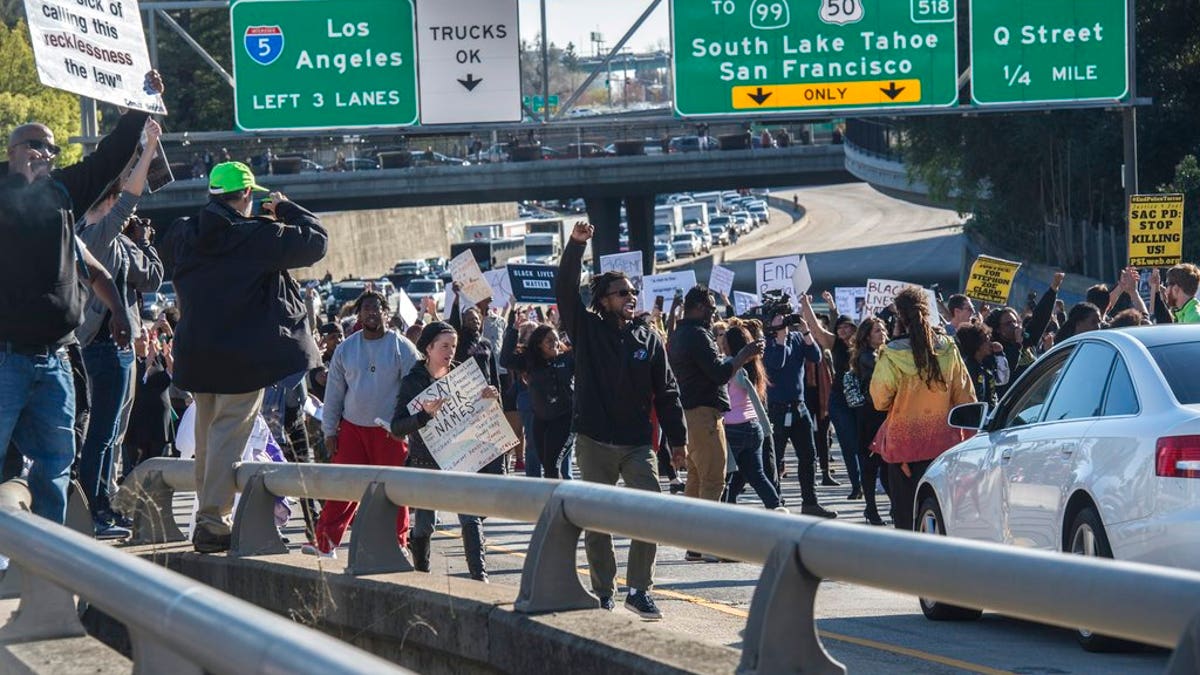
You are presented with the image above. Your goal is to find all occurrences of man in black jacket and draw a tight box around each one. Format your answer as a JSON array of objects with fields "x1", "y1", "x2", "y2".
[
  {"x1": 0, "y1": 75, "x2": 160, "y2": 524},
  {"x1": 162, "y1": 161, "x2": 327, "y2": 553},
  {"x1": 555, "y1": 221, "x2": 687, "y2": 621},
  {"x1": 986, "y1": 272, "x2": 1063, "y2": 398},
  {"x1": 669, "y1": 286, "x2": 761, "y2": 510}
]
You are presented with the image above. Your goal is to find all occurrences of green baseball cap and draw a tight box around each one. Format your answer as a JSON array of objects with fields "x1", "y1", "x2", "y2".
[{"x1": 208, "y1": 161, "x2": 268, "y2": 195}]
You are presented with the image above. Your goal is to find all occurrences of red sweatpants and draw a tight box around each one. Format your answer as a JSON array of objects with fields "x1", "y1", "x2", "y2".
[{"x1": 313, "y1": 419, "x2": 409, "y2": 553}]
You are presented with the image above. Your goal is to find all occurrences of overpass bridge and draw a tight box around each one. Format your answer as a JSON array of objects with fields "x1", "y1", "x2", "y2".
[{"x1": 139, "y1": 145, "x2": 853, "y2": 273}]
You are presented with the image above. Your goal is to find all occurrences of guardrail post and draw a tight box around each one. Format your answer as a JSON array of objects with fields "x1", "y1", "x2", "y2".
[
  {"x1": 123, "y1": 470, "x2": 187, "y2": 545},
  {"x1": 131, "y1": 630, "x2": 203, "y2": 675},
  {"x1": 0, "y1": 565, "x2": 86, "y2": 643},
  {"x1": 738, "y1": 540, "x2": 845, "y2": 675},
  {"x1": 346, "y1": 482, "x2": 414, "y2": 575},
  {"x1": 230, "y1": 473, "x2": 287, "y2": 557},
  {"x1": 66, "y1": 479, "x2": 92, "y2": 537},
  {"x1": 514, "y1": 492, "x2": 598, "y2": 614}
]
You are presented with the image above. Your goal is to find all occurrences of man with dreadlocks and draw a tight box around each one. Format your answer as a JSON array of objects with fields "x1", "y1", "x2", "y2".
[{"x1": 555, "y1": 221, "x2": 687, "y2": 621}]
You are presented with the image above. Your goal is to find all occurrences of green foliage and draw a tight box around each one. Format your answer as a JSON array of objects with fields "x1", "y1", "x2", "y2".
[
  {"x1": 897, "y1": 0, "x2": 1200, "y2": 271},
  {"x1": 1162, "y1": 155, "x2": 1200, "y2": 262},
  {"x1": 152, "y1": 9, "x2": 234, "y2": 131},
  {"x1": 0, "y1": 21, "x2": 82, "y2": 164}
]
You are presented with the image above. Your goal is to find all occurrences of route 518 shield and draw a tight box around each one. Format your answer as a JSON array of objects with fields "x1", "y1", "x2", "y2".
[{"x1": 244, "y1": 25, "x2": 284, "y2": 66}]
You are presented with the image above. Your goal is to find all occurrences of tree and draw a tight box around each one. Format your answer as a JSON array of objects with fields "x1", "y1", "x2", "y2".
[
  {"x1": 0, "y1": 21, "x2": 82, "y2": 164},
  {"x1": 152, "y1": 9, "x2": 233, "y2": 131},
  {"x1": 1162, "y1": 155, "x2": 1200, "y2": 263}
]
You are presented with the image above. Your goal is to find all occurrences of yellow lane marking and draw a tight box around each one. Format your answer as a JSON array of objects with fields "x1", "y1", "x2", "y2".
[{"x1": 435, "y1": 531, "x2": 1014, "y2": 674}]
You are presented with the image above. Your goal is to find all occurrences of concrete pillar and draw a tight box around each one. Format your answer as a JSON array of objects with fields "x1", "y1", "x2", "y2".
[
  {"x1": 624, "y1": 194, "x2": 656, "y2": 275},
  {"x1": 584, "y1": 196, "x2": 622, "y2": 271}
]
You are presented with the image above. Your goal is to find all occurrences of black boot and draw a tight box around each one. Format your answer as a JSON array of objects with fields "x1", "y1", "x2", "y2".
[
  {"x1": 461, "y1": 520, "x2": 488, "y2": 582},
  {"x1": 409, "y1": 536, "x2": 431, "y2": 572}
]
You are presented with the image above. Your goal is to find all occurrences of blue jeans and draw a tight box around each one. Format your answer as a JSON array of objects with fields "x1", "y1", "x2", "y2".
[
  {"x1": 0, "y1": 347, "x2": 76, "y2": 523},
  {"x1": 79, "y1": 341, "x2": 135, "y2": 522},
  {"x1": 723, "y1": 421, "x2": 781, "y2": 509},
  {"x1": 829, "y1": 394, "x2": 861, "y2": 491}
]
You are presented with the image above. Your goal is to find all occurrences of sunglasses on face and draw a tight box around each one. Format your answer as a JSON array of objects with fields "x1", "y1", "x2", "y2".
[
  {"x1": 608, "y1": 288, "x2": 639, "y2": 298},
  {"x1": 18, "y1": 138, "x2": 61, "y2": 156}
]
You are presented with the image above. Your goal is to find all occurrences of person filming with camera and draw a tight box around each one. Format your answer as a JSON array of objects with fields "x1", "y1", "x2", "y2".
[{"x1": 762, "y1": 296, "x2": 836, "y2": 518}]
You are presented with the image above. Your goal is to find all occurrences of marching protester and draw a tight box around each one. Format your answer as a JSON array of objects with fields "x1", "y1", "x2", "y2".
[
  {"x1": 122, "y1": 319, "x2": 176, "y2": 479},
  {"x1": 303, "y1": 291, "x2": 419, "y2": 559},
  {"x1": 500, "y1": 315, "x2": 543, "y2": 476},
  {"x1": 390, "y1": 322, "x2": 503, "y2": 581},
  {"x1": 953, "y1": 323, "x2": 1007, "y2": 408},
  {"x1": 807, "y1": 293, "x2": 861, "y2": 499},
  {"x1": 985, "y1": 272, "x2": 1063, "y2": 397},
  {"x1": 848, "y1": 317, "x2": 889, "y2": 526},
  {"x1": 720, "y1": 319, "x2": 784, "y2": 512},
  {"x1": 1163, "y1": 263, "x2": 1200, "y2": 324},
  {"x1": 0, "y1": 71, "x2": 162, "y2": 525},
  {"x1": 944, "y1": 294, "x2": 976, "y2": 335},
  {"x1": 505, "y1": 322, "x2": 576, "y2": 479},
  {"x1": 76, "y1": 118, "x2": 164, "y2": 538},
  {"x1": 1053, "y1": 302, "x2": 1103, "y2": 343},
  {"x1": 870, "y1": 288, "x2": 975, "y2": 531},
  {"x1": 161, "y1": 161, "x2": 327, "y2": 554},
  {"x1": 556, "y1": 221, "x2": 687, "y2": 620},
  {"x1": 763, "y1": 304, "x2": 836, "y2": 518}
]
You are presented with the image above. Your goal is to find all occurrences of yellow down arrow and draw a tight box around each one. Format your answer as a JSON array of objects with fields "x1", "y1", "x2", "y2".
[{"x1": 732, "y1": 79, "x2": 923, "y2": 109}]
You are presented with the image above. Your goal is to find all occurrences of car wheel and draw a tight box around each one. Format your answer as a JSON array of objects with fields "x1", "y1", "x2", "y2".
[
  {"x1": 1068, "y1": 508, "x2": 1137, "y2": 652},
  {"x1": 916, "y1": 497, "x2": 984, "y2": 621}
]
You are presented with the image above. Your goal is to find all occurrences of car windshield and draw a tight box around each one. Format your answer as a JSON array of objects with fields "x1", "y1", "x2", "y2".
[
  {"x1": 1150, "y1": 342, "x2": 1200, "y2": 404},
  {"x1": 408, "y1": 280, "x2": 438, "y2": 293},
  {"x1": 332, "y1": 285, "x2": 364, "y2": 302},
  {"x1": 672, "y1": 234, "x2": 691, "y2": 242},
  {"x1": 655, "y1": 244, "x2": 668, "y2": 251}
]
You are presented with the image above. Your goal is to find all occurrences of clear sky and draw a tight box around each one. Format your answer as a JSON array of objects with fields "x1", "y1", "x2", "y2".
[{"x1": 517, "y1": 0, "x2": 670, "y2": 55}]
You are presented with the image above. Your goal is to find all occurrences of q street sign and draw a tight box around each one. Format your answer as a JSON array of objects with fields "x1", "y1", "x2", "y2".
[
  {"x1": 671, "y1": 0, "x2": 958, "y2": 117},
  {"x1": 970, "y1": 0, "x2": 1129, "y2": 105},
  {"x1": 230, "y1": 0, "x2": 418, "y2": 131},
  {"x1": 415, "y1": 0, "x2": 521, "y2": 124}
]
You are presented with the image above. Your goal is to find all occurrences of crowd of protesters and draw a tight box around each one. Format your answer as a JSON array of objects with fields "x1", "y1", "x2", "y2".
[{"x1": 7, "y1": 71, "x2": 1200, "y2": 621}]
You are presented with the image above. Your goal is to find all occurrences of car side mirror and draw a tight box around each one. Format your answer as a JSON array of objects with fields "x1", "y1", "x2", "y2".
[{"x1": 948, "y1": 402, "x2": 989, "y2": 431}]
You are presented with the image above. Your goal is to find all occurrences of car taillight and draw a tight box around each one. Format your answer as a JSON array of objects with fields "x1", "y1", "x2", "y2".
[{"x1": 1156, "y1": 436, "x2": 1200, "y2": 478}]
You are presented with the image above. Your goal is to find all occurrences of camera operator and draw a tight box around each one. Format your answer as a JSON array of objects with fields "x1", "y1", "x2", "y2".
[{"x1": 762, "y1": 297, "x2": 836, "y2": 518}]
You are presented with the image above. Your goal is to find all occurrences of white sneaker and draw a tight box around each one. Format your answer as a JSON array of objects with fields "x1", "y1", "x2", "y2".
[
  {"x1": 300, "y1": 543, "x2": 337, "y2": 559},
  {"x1": 772, "y1": 506, "x2": 791, "y2": 514}
]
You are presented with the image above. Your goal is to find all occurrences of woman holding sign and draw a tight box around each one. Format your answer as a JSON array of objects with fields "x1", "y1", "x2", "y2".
[{"x1": 390, "y1": 322, "x2": 502, "y2": 582}]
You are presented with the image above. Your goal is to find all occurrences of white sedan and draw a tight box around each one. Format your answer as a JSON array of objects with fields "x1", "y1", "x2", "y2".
[{"x1": 916, "y1": 326, "x2": 1200, "y2": 650}]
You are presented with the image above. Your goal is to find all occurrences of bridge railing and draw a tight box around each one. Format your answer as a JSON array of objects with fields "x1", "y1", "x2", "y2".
[
  {"x1": 118, "y1": 458, "x2": 1200, "y2": 674},
  {"x1": 0, "y1": 478, "x2": 412, "y2": 675}
]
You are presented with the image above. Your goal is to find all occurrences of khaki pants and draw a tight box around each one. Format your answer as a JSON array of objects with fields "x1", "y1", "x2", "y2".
[
  {"x1": 684, "y1": 406, "x2": 727, "y2": 501},
  {"x1": 193, "y1": 390, "x2": 264, "y2": 536},
  {"x1": 575, "y1": 434, "x2": 660, "y2": 595}
]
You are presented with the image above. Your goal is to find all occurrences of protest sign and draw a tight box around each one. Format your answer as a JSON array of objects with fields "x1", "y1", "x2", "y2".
[
  {"x1": 642, "y1": 271, "x2": 697, "y2": 314},
  {"x1": 507, "y1": 264, "x2": 557, "y2": 304},
  {"x1": 964, "y1": 255, "x2": 1022, "y2": 304},
  {"x1": 733, "y1": 291, "x2": 759, "y2": 316},
  {"x1": 835, "y1": 287, "x2": 868, "y2": 321},
  {"x1": 24, "y1": 0, "x2": 166, "y2": 114},
  {"x1": 600, "y1": 251, "x2": 643, "y2": 292},
  {"x1": 1128, "y1": 194, "x2": 1185, "y2": 267},
  {"x1": 864, "y1": 279, "x2": 912, "y2": 315},
  {"x1": 709, "y1": 265, "x2": 735, "y2": 298},
  {"x1": 792, "y1": 256, "x2": 813, "y2": 296},
  {"x1": 396, "y1": 289, "x2": 419, "y2": 328},
  {"x1": 756, "y1": 255, "x2": 800, "y2": 307},
  {"x1": 448, "y1": 249, "x2": 493, "y2": 305},
  {"x1": 405, "y1": 359, "x2": 518, "y2": 473},
  {"x1": 483, "y1": 269, "x2": 512, "y2": 308}
]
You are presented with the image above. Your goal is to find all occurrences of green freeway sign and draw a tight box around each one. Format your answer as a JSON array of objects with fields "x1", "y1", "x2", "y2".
[
  {"x1": 670, "y1": 0, "x2": 959, "y2": 117},
  {"x1": 970, "y1": 0, "x2": 1129, "y2": 105},
  {"x1": 231, "y1": 0, "x2": 418, "y2": 131}
]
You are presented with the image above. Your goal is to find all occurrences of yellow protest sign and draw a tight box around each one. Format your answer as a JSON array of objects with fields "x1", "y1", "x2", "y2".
[
  {"x1": 1128, "y1": 194, "x2": 1185, "y2": 267},
  {"x1": 965, "y1": 255, "x2": 1022, "y2": 304}
]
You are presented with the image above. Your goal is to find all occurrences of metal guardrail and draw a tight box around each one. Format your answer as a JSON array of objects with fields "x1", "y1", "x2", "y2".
[
  {"x1": 118, "y1": 458, "x2": 1200, "y2": 674},
  {"x1": 0, "y1": 478, "x2": 413, "y2": 675}
]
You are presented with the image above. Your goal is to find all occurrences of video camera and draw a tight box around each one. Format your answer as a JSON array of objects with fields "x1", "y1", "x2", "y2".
[{"x1": 760, "y1": 289, "x2": 804, "y2": 332}]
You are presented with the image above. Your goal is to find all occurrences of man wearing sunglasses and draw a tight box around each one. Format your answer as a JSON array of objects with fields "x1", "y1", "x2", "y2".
[
  {"x1": 555, "y1": 221, "x2": 687, "y2": 621},
  {"x1": 1164, "y1": 264, "x2": 1200, "y2": 324},
  {"x1": 0, "y1": 70, "x2": 166, "y2": 526}
]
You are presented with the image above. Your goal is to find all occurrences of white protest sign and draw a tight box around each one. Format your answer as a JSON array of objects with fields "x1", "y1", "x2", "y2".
[
  {"x1": 865, "y1": 279, "x2": 918, "y2": 315},
  {"x1": 483, "y1": 269, "x2": 512, "y2": 308},
  {"x1": 642, "y1": 271, "x2": 697, "y2": 314},
  {"x1": 396, "y1": 289, "x2": 419, "y2": 328},
  {"x1": 405, "y1": 359, "x2": 518, "y2": 473},
  {"x1": 792, "y1": 256, "x2": 813, "y2": 296},
  {"x1": 733, "y1": 291, "x2": 759, "y2": 316},
  {"x1": 756, "y1": 255, "x2": 800, "y2": 308},
  {"x1": 600, "y1": 251, "x2": 643, "y2": 291},
  {"x1": 448, "y1": 250, "x2": 493, "y2": 306},
  {"x1": 708, "y1": 265, "x2": 735, "y2": 298},
  {"x1": 835, "y1": 287, "x2": 868, "y2": 321},
  {"x1": 24, "y1": 0, "x2": 166, "y2": 114}
]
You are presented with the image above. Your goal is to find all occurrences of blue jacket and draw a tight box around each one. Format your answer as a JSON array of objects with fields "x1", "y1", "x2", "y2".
[{"x1": 764, "y1": 331, "x2": 821, "y2": 405}]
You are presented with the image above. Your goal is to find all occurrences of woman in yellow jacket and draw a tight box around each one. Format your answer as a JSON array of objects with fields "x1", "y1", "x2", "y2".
[{"x1": 869, "y1": 287, "x2": 976, "y2": 531}]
